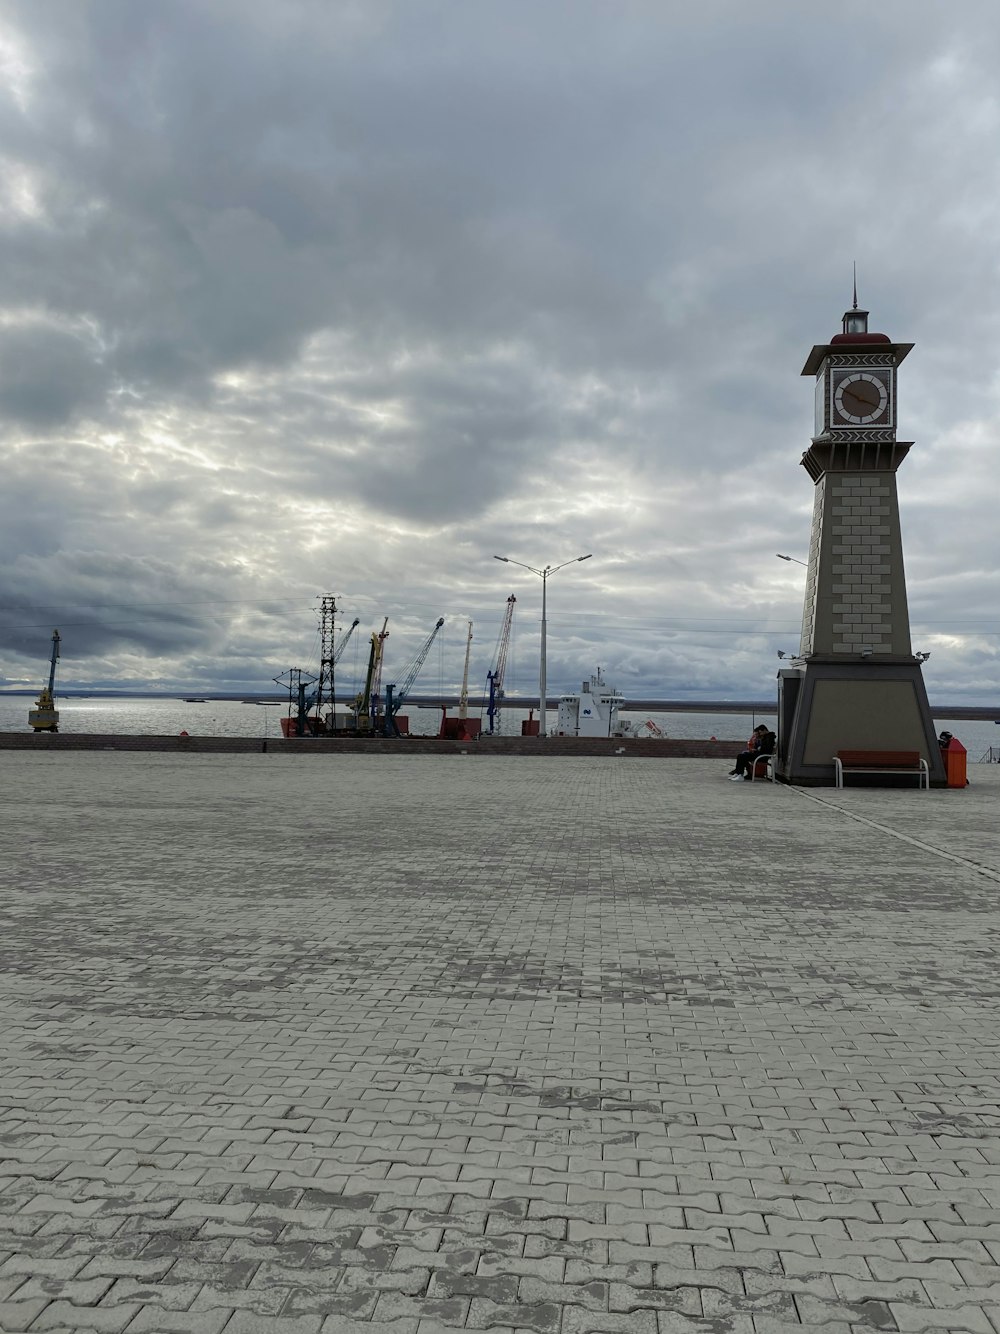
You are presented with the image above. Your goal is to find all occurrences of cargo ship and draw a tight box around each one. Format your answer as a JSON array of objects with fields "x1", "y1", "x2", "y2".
[{"x1": 555, "y1": 668, "x2": 637, "y2": 738}]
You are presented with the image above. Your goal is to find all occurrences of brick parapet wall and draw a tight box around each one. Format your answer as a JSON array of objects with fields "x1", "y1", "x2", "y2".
[{"x1": 0, "y1": 732, "x2": 741, "y2": 759}]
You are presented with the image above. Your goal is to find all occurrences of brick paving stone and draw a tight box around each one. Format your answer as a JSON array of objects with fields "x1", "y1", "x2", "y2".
[
  {"x1": 285, "y1": 1287, "x2": 380, "y2": 1319},
  {"x1": 31, "y1": 1303, "x2": 143, "y2": 1332},
  {"x1": 0, "y1": 1255, "x2": 87, "y2": 1281},
  {"x1": 225, "y1": 1314, "x2": 325, "y2": 1334},
  {"x1": 0, "y1": 1296, "x2": 50, "y2": 1331},
  {"x1": 889, "y1": 1301, "x2": 999, "y2": 1333},
  {"x1": 3, "y1": 754, "x2": 1000, "y2": 1333},
  {"x1": 127, "y1": 1310, "x2": 234, "y2": 1334},
  {"x1": 749, "y1": 1323, "x2": 849, "y2": 1334},
  {"x1": 12, "y1": 1273, "x2": 115, "y2": 1305},
  {"x1": 0, "y1": 1275, "x2": 27, "y2": 1301},
  {"x1": 608, "y1": 1279, "x2": 701, "y2": 1314},
  {"x1": 321, "y1": 1321, "x2": 419, "y2": 1333},
  {"x1": 562, "y1": 1308, "x2": 658, "y2": 1333},
  {"x1": 101, "y1": 1276, "x2": 204, "y2": 1309},
  {"x1": 190, "y1": 1283, "x2": 289, "y2": 1316},
  {"x1": 466, "y1": 1296, "x2": 561, "y2": 1332}
]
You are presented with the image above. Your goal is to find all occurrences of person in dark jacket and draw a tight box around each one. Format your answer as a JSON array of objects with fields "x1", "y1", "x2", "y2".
[{"x1": 729, "y1": 725, "x2": 776, "y2": 780}]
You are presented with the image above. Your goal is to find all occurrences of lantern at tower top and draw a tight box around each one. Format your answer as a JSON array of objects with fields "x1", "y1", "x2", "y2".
[
  {"x1": 830, "y1": 298, "x2": 890, "y2": 345},
  {"x1": 842, "y1": 303, "x2": 869, "y2": 335},
  {"x1": 834, "y1": 273, "x2": 888, "y2": 340},
  {"x1": 801, "y1": 297, "x2": 912, "y2": 377}
]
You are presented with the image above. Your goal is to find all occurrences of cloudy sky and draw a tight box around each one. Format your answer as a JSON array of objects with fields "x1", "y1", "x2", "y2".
[{"x1": 1, "y1": 0, "x2": 999, "y2": 705}]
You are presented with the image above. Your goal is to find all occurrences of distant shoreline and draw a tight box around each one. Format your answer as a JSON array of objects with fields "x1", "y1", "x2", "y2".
[{"x1": 1, "y1": 690, "x2": 997, "y2": 720}]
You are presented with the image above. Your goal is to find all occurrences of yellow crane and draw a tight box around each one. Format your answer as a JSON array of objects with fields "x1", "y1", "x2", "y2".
[
  {"x1": 29, "y1": 630, "x2": 61, "y2": 732},
  {"x1": 354, "y1": 618, "x2": 389, "y2": 731}
]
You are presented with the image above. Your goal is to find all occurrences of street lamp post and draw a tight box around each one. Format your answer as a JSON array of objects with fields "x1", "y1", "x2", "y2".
[
  {"x1": 493, "y1": 552, "x2": 592, "y2": 737},
  {"x1": 776, "y1": 553, "x2": 808, "y2": 567}
]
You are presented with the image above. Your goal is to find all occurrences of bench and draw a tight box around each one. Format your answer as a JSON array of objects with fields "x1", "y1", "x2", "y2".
[
  {"x1": 746, "y1": 751, "x2": 775, "y2": 782},
  {"x1": 833, "y1": 749, "x2": 929, "y2": 789}
]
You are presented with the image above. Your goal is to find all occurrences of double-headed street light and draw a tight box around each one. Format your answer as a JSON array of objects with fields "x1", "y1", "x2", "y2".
[{"x1": 493, "y1": 552, "x2": 592, "y2": 738}]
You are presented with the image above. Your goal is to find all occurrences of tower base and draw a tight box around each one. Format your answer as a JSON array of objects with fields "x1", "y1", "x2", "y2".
[{"x1": 775, "y1": 661, "x2": 945, "y2": 787}]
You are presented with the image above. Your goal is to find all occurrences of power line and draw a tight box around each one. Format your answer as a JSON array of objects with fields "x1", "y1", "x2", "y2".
[
  {"x1": 1, "y1": 595, "x2": 998, "y2": 638},
  {"x1": 0, "y1": 595, "x2": 322, "y2": 612}
]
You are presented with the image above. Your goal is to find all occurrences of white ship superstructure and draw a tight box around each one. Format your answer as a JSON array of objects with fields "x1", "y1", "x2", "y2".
[{"x1": 555, "y1": 668, "x2": 633, "y2": 738}]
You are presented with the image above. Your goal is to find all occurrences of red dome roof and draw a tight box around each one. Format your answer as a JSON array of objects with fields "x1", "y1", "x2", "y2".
[{"x1": 830, "y1": 331, "x2": 891, "y2": 344}]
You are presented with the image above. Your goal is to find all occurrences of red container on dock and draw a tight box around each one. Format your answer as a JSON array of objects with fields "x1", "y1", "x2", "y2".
[{"x1": 940, "y1": 734, "x2": 968, "y2": 788}]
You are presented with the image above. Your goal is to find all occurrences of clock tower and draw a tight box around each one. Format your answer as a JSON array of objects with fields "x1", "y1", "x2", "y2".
[{"x1": 775, "y1": 295, "x2": 945, "y2": 785}]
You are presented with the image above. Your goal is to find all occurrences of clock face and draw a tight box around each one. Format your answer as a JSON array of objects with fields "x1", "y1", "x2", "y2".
[{"x1": 833, "y1": 371, "x2": 890, "y2": 426}]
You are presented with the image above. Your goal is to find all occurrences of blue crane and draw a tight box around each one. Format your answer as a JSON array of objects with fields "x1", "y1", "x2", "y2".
[
  {"x1": 383, "y1": 617, "x2": 445, "y2": 736},
  {"x1": 486, "y1": 595, "x2": 516, "y2": 734}
]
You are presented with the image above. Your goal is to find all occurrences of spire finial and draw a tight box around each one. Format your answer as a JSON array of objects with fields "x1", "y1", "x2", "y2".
[{"x1": 841, "y1": 267, "x2": 869, "y2": 336}]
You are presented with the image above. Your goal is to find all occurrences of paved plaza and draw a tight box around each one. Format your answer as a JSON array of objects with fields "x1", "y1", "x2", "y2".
[{"x1": 2, "y1": 750, "x2": 1000, "y2": 1334}]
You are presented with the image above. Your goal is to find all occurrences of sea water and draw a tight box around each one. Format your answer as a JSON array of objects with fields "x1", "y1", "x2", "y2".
[{"x1": 1, "y1": 695, "x2": 998, "y2": 761}]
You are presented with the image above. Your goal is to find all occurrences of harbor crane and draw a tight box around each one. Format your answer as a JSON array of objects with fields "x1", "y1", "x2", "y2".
[
  {"x1": 485, "y1": 595, "x2": 516, "y2": 734},
  {"x1": 438, "y1": 620, "x2": 479, "y2": 739},
  {"x1": 274, "y1": 667, "x2": 317, "y2": 737},
  {"x1": 458, "y1": 620, "x2": 473, "y2": 719},
  {"x1": 334, "y1": 617, "x2": 360, "y2": 665},
  {"x1": 354, "y1": 618, "x2": 389, "y2": 731},
  {"x1": 383, "y1": 617, "x2": 445, "y2": 736},
  {"x1": 278, "y1": 609, "x2": 361, "y2": 736},
  {"x1": 29, "y1": 629, "x2": 61, "y2": 732}
]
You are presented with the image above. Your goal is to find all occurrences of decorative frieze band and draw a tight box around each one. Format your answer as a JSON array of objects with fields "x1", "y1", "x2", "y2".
[
  {"x1": 816, "y1": 429, "x2": 898, "y2": 444},
  {"x1": 827, "y1": 353, "x2": 897, "y2": 367}
]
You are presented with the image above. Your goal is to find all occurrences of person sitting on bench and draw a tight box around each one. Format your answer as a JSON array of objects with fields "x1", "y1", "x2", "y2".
[{"x1": 729, "y1": 725, "x2": 775, "y2": 781}]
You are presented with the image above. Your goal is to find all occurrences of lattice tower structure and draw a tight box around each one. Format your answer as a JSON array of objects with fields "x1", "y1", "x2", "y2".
[{"x1": 315, "y1": 595, "x2": 338, "y2": 723}]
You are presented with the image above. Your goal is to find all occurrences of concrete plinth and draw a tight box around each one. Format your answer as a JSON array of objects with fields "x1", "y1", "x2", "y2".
[{"x1": 776, "y1": 659, "x2": 946, "y2": 785}]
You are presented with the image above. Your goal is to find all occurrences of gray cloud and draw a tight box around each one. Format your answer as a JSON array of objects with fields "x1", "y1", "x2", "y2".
[
  {"x1": 0, "y1": 324, "x2": 108, "y2": 425},
  {"x1": 0, "y1": 0, "x2": 998, "y2": 702}
]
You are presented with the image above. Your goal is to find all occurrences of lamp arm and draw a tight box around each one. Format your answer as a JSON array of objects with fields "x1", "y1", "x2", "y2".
[
  {"x1": 495, "y1": 556, "x2": 544, "y2": 577},
  {"x1": 547, "y1": 553, "x2": 593, "y2": 577}
]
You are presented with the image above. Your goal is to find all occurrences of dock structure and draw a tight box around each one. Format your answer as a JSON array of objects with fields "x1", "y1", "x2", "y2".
[{"x1": 3, "y1": 750, "x2": 1000, "y2": 1331}]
